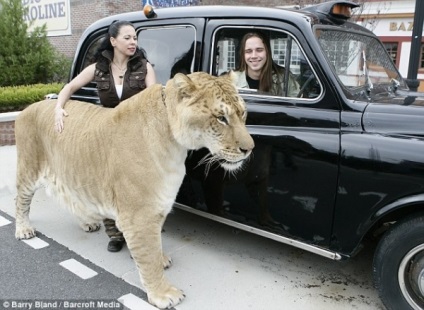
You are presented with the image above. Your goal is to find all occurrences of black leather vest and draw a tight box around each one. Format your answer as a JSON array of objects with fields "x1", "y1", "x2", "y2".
[{"x1": 94, "y1": 50, "x2": 147, "y2": 108}]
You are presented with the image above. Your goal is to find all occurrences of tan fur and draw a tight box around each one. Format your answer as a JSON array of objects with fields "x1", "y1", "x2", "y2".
[{"x1": 14, "y1": 72, "x2": 254, "y2": 309}]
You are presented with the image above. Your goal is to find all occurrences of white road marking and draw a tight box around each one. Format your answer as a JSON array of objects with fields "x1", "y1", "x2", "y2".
[
  {"x1": 118, "y1": 293, "x2": 158, "y2": 310},
  {"x1": 59, "y1": 258, "x2": 98, "y2": 280},
  {"x1": 22, "y1": 237, "x2": 49, "y2": 249},
  {"x1": 0, "y1": 215, "x2": 11, "y2": 227}
]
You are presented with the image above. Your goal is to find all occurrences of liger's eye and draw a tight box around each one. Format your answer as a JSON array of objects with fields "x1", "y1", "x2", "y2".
[{"x1": 217, "y1": 116, "x2": 228, "y2": 125}]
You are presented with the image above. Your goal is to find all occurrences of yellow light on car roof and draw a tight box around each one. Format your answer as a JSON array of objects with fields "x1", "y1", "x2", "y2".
[{"x1": 144, "y1": 5, "x2": 157, "y2": 19}]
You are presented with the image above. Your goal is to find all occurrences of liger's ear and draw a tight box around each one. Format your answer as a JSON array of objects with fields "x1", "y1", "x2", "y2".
[
  {"x1": 173, "y1": 73, "x2": 197, "y2": 98},
  {"x1": 227, "y1": 70, "x2": 238, "y2": 86}
]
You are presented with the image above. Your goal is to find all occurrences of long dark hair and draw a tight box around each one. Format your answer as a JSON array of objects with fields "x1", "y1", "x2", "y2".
[
  {"x1": 237, "y1": 32, "x2": 280, "y2": 93},
  {"x1": 92, "y1": 20, "x2": 147, "y2": 62}
]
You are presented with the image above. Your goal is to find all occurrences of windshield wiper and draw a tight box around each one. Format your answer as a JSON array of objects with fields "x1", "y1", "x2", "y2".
[{"x1": 362, "y1": 50, "x2": 373, "y2": 97}]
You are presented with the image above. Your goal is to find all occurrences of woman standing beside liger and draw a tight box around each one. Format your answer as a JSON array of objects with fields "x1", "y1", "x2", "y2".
[{"x1": 54, "y1": 20, "x2": 156, "y2": 253}]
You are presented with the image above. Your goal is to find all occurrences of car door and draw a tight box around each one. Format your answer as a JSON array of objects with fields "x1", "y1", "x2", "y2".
[{"x1": 178, "y1": 19, "x2": 342, "y2": 248}]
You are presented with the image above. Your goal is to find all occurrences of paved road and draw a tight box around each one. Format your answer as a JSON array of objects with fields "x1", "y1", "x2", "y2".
[
  {"x1": 0, "y1": 209, "x2": 155, "y2": 310},
  {"x1": 0, "y1": 145, "x2": 385, "y2": 310}
]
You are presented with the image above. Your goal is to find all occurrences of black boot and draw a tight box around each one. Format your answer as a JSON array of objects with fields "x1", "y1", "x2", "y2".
[
  {"x1": 107, "y1": 238, "x2": 125, "y2": 252},
  {"x1": 104, "y1": 218, "x2": 125, "y2": 252}
]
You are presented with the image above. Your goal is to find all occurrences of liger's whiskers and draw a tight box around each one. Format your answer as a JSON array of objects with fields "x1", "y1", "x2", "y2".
[
  {"x1": 223, "y1": 152, "x2": 252, "y2": 179},
  {"x1": 195, "y1": 153, "x2": 220, "y2": 178}
]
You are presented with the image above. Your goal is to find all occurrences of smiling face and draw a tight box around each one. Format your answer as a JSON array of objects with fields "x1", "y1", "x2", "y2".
[
  {"x1": 244, "y1": 36, "x2": 268, "y2": 79},
  {"x1": 110, "y1": 25, "x2": 137, "y2": 57}
]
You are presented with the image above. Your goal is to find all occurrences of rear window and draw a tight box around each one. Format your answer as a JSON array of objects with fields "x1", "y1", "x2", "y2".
[{"x1": 138, "y1": 25, "x2": 196, "y2": 84}]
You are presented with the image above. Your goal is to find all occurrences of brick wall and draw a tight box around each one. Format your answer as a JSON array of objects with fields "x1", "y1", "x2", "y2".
[
  {"x1": 49, "y1": 0, "x2": 143, "y2": 58},
  {"x1": 0, "y1": 112, "x2": 19, "y2": 146},
  {"x1": 0, "y1": 121, "x2": 15, "y2": 146}
]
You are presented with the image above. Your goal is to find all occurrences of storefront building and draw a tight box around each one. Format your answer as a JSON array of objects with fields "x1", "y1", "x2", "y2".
[{"x1": 357, "y1": 0, "x2": 424, "y2": 91}]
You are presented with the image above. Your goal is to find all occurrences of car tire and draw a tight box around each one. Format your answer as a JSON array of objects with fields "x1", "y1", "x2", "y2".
[{"x1": 373, "y1": 213, "x2": 424, "y2": 310}]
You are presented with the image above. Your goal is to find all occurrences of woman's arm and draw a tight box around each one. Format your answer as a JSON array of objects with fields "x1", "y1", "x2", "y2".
[
  {"x1": 55, "y1": 63, "x2": 96, "y2": 133},
  {"x1": 145, "y1": 62, "x2": 157, "y2": 87}
]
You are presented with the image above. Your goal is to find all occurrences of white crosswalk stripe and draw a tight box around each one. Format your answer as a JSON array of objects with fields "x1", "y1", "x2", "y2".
[
  {"x1": 59, "y1": 258, "x2": 98, "y2": 280},
  {"x1": 0, "y1": 215, "x2": 11, "y2": 227},
  {"x1": 118, "y1": 293, "x2": 159, "y2": 310},
  {"x1": 22, "y1": 236, "x2": 49, "y2": 249}
]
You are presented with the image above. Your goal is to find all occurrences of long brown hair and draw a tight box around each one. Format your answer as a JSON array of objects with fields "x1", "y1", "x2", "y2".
[{"x1": 237, "y1": 32, "x2": 280, "y2": 93}]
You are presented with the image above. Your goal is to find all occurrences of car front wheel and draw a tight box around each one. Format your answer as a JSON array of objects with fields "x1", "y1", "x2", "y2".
[{"x1": 373, "y1": 213, "x2": 424, "y2": 310}]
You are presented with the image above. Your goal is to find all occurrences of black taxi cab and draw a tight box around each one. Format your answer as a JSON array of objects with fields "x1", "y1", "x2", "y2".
[{"x1": 68, "y1": 2, "x2": 424, "y2": 309}]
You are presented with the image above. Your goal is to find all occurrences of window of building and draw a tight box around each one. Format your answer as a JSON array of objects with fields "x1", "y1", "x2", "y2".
[
  {"x1": 420, "y1": 43, "x2": 424, "y2": 69},
  {"x1": 227, "y1": 41, "x2": 236, "y2": 70},
  {"x1": 320, "y1": 39, "x2": 350, "y2": 73},
  {"x1": 272, "y1": 38, "x2": 287, "y2": 67},
  {"x1": 271, "y1": 39, "x2": 301, "y2": 74},
  {"x1": 383, "y1": 42, "x2": 398, "y2": 65}
]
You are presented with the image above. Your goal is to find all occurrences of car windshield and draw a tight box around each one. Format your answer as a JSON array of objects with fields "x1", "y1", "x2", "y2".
[{"x1": 316, "y1": 28, "x2": 406, "y2": 96}]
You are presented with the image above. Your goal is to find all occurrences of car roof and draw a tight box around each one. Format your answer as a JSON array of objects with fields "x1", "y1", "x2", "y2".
[
  {"x1": 84, "y1": 6, "x2": 310, "y2": 32},
  {"x1": 81, "y1": 1, "x2": 369, "y2": 38}
]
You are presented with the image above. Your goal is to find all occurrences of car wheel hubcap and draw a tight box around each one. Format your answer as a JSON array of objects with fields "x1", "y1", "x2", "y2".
[
  {"x1": 419, "y1": 268, "x2": 424, "y2": 296},
  {"x1": 398, "y1": 244, "x2": 424, "y2": 309}
]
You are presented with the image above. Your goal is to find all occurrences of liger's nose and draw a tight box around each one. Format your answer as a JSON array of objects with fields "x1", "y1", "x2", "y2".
[{"x1": 239, "y1": 140, "x2": 255, "y2": 155}]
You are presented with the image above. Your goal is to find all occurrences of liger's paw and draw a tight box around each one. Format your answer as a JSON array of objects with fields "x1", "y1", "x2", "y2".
[
  {"x1": 162, "y1": 254, "x2": 173, "y2": 269},
  {"x1": 15, "y1": 225, "x2": 36, "y2": 240},
  {"x1": 80, "y1": 222, "x2": 101, "y2": 232},
  {"x1": 148, "y1": 286, "x2": 185, "y2": 309}
]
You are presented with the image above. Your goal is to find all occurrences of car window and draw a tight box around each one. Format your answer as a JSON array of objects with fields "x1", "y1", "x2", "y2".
[
  {"x1": 213, "y1": 27, "x2": 322, "y2": 100},
  {"x1": 316, "y1": 28, "x2": 405, "y2": 93},
  {"x1": 82, "y1": 36, "x2": 105, "y2": 70},
  {"x1": 138, "y1": 25, "x2": 196, "y2": 84}
]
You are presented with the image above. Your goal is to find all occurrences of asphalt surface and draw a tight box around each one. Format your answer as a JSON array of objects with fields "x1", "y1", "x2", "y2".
[
  {"x1": 0, "y1": 145, "x2": 385, "y2": 310},
  {"x1": 0, "y1": 209, "x2": 154, "y2": 310}
]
